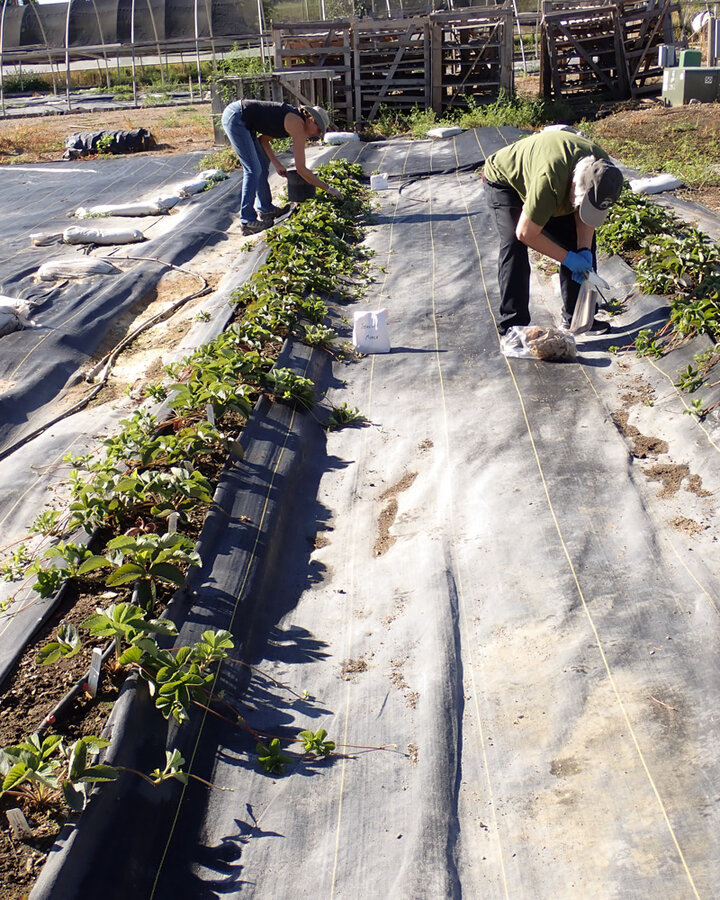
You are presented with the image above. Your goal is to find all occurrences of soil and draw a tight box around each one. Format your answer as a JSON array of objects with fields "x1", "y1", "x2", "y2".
[
  {"x1": 0, "y1": 103, "x2": 215, "y2": 164},
  {"x1": 588, "y1": 100, "x2": 720, "y2": 214}
]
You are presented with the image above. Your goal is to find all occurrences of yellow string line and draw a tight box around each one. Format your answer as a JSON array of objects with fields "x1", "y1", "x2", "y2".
[
  {"x1": 328, "y1": 143, "x2": 408, "y2": 898},
  {"x1": 466, "y1": 133, "x2": 701, "y2": 899},
  {"x1": 575, "y1": 353, "x2": 720, "y2": 620},
  {"x1": 150, "y1": 385, "x2": 303, "y2": 897},
  {"x1": 6, "y1": 185, "x2": 228, "y2": 380},
  {"x1": 426, "y1": 148, "x2": 510, "y2": 896}
]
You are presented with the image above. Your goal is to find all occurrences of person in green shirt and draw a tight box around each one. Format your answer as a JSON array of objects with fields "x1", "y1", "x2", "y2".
[{"x1": 483, "y1": 130, "x2": 623, "y2": 335}]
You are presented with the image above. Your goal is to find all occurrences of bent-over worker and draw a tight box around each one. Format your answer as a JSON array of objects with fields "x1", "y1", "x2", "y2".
[
  {"x1": 221, "y1": 99, "x2": 343, "y2": 236},
  {"x1": 483, "y1": 130, "x2": 624, "y2": 335}
]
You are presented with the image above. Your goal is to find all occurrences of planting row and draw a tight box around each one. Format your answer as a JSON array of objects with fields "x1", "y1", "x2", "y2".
[
  {"x1": 0, "y1": 159, "x2": 372, "y2": 850},
  {"x1": 599, "y1": 188, "x2": 720, "y2": 418}
]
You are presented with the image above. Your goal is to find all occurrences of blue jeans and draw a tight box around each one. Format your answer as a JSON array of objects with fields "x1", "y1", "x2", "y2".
[{"x1": 221, "y1": 101, "x2": 274, "y2": 224}]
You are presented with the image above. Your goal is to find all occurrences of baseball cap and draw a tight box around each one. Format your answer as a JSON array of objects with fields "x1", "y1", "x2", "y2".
[
  {"x1": 577, "y1": 158, "x2": 624, "y2": 228},
  {"x1": 307, "y1": 106, "x2": 330, "y2": 140}
]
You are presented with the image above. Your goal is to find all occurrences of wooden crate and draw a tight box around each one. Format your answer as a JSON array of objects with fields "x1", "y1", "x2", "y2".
[
  {"x1": 211, "y1": 70, "x2": 336, "y2": 144},
  {"x1": 618, "y1": 0, "x2": 680, "y2": 96},
  {"x1": 352, "y1": 17, "x2": 431, "y2": 122},
  {"x1": 540, "y1": 4, "x2": 630, "y2": 100},
  {"x1": 272, "y1": 21, "x2": 354, "y2": 124},
  {"x1": 429, "y1": 8, "x2": 514, "y2": 113}
]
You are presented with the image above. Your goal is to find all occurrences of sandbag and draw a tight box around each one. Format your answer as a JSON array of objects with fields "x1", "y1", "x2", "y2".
[
  {"x1": 0, "y1": 298, "x2": 36, "y2": 336},
  {"x1": 74, "y1": 201, "x2": 167, "y2": 218},
  {"x1": 197, "y1": 169, "x2": 228, "y2": 182},
  {"x1": 629, "y1": 174, "x2": 683, "y2": 195},
  {"x1": 63, "y1": 225, "x2": 144, "y2": 245},
  {"x1": 37, "y1": 258, "x2": 121, "y2": 281},
  {"x1": 324, "y1": 132, "x2": 360, "y2": 145},
  {"x1": 30, "y1": 231, "x2": 64, "y2": 246}
]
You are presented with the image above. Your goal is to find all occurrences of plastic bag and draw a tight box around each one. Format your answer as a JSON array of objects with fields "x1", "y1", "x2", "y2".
[
  {"x1": 501, "y1": 325, "x2": 576, "y2": 361},
  {"x1": 569, "y1": 280, "x2": 596, "y2": 334},
  {"x1": 570, "y1": 271, "x2": 611, "y2": 334},
  {"x1": 0, "y1": 298, "x2": 36, "y2": 337},
  {"x1": 352, "y1": 309, "x2": 391, "y2": 354}
]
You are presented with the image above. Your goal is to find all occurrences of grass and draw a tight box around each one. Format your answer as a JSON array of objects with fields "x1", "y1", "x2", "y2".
[
  {"x1": 360, "y1": 92, "x2": 574, "y2": 140},
  {"x1": 581, "y1": 115, "x2": 720, "y2": 189}
]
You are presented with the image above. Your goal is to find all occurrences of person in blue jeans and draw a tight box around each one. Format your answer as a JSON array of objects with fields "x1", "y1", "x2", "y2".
[
  {"x1": 221, "y1": 99, "x2": 344, "y2": 235},
  {"x1": 483, "y1": 130, "x2": 624, "y2": 335}
]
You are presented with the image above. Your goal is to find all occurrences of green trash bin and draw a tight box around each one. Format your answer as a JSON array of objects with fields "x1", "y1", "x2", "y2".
[{"x1": 679, "y1": 48, "x2": 702, "y2": 67}]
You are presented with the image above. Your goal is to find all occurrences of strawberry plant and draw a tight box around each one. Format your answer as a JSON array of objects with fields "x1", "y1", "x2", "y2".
[
  {"x1": 256, "y1": 738, "x2": 292, "y2": 775},
  {"x1": 299, "y1": 728, "x2": 335, "y2": 757},
  {"x1": 36, "y1": 624, "x2": 83, "y2": 666},
  {"x1": 79, "y1": 532, "x2": 200, "y2": 608}
]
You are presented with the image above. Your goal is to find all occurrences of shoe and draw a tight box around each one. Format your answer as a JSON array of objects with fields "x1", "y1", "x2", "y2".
[
  {"x1": 587, "y1": 318, "x2": 611, "y2": 334},
  {"x1": 241, "y1": 220, "x2": 267, "y2": 236},
  {"x1": 259, "y1": 203, "x2": 291, "y2": 224},
  {"x1": 560, "y1": 316, "x2": 611, "y2": 335}
]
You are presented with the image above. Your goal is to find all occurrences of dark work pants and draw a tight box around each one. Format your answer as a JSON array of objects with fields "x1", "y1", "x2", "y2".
[{"x1": 484, "y1": 178, "x2": 597, "y2": 334}]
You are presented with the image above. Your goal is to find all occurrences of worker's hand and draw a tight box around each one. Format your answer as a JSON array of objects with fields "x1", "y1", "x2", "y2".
[
  {"x1": 563, "y1": 249, "x2": 593, "y2": 285},
  {"x1": 275, "y1": 164, "x2": 288, "y2": 178},
  {"x1": 326, "y1": 186, "x2": 343, "y2": 200}
]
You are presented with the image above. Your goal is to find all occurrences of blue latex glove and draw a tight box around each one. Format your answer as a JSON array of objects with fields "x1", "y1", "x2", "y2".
[{"x1": 563, "y1": 249, "x2": 593, "y2": 285}]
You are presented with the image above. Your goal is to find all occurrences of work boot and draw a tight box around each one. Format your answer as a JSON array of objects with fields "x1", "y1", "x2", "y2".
[
  {"x1": 241, "y1": 220, "x2": 267, "y2": 236},
  {"x1": 259, "y1": 203, "x2": 291, "y2": 225}
]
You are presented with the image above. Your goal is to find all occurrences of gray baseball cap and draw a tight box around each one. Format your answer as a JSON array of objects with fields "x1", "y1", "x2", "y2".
[{"x1": 577, "y1": 159, "x2": 624, "y2": 228}]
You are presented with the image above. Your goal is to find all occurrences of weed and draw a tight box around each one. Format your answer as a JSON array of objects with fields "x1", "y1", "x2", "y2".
[{"x1": 327, "y1": 402, "x2": 365, "y2": 430}]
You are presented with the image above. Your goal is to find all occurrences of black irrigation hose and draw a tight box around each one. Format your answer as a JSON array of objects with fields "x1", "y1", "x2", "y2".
[
  {"x1": 392, "y1": 161, "x2": 484, "y2": 203},
  {"x1": 35, "y1": 640, "x2": 117, "y2": 738},
  {"x1": 0, "y1": 256, "x2": 209, "y2": 464}
]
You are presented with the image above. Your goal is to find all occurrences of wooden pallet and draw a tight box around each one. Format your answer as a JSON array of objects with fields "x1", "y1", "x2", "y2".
[
  {"x1": 540, "y1": 3, "x2": 630, "y2": 100},
  {"x1": 618, "y1": 0, "x2": 680, "y2": 96},
  {"x1": 352, "y1": 17, "x2": 431, "y2": 121},
  {"x1": 430, "y1": 8, "x2": 514, "y2": 112},
  {"x1": 272, "y1": 20, "x2": 354, "y2": 124}
]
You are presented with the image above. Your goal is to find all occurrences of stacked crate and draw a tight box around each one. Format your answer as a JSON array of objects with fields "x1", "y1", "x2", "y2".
[
  {"x1": 352, "y1": 17, "x2": 431, "y2": 122},
  {"x1": 430, "y1": 8, "x2": 514, "y2": 113},
  {"x1": 540, "y1": 2, "x2": 629, "y2": 100},
  {"x1": 618, "y1": 0, "x2": 680, "y2": 96},
  {"x1": 272, "y1": 21, "x2": 354, "y2": 124}
]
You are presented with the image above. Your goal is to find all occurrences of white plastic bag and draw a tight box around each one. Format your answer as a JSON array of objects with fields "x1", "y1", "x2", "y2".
[
  {"x1": 570, "y1": 271, "x2": 610, "y2": 335},
  {"x1": 370, "y1": 173, "x2": 389, "y2": 191},
  {"x1": 0, "y1": 298, "x2": 36, "y2": 336},
  {"x1": 63, "y1": 225, "x2": 144, "y2": 245},
  {"x1": 501, "y1": 325, "x2": 576, "y2": 361},
  {"x1": 352, "y1": 309, "x2": 391, "y2": 354}
]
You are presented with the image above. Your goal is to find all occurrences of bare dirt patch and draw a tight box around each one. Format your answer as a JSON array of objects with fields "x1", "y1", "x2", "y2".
[
  {"x1": 0, "y1": 103, "x2": 215, "y2": 165},
  {"x1": 644, "y1": 462, "x2": 690, "y2": 497},
  {"x1": 669, "y1": 515, "x2": 706, "y2": 535},
  {"x1": 588, "y1": 101, "x2": 720, "y2": 214},
  {"x1": 374, "y1": 471, "x2": 418, "y2": 557},
  {"x1": 612, "y1": 410, "x2": 668, "y2": 459}
]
